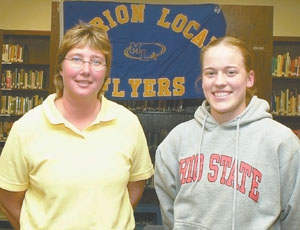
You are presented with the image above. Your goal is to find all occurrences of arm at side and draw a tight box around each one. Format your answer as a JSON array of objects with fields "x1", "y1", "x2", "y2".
[
  {"x1": 127, "y1": 180, "x2": 145, "y2": 210},
  {"x1": 0, "y1": 188, "x2": 26, "y2": 230}
]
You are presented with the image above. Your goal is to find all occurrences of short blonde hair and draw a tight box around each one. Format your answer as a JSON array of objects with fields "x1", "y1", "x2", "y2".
[{"x1": 54, "y1": 22, "x2": 112, "y2": 98}]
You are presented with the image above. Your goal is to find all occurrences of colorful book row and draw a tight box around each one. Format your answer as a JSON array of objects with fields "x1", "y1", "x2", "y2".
[
  {"x1": 272, "y1": 53, "x2": 300, "y2": 77},
  {"x1": 1, "y1": 69, "x2": 44, "y2": 90},
  {"x1": 271, "y1": 89, "x2": 300, "y2": 116},
  {"x1": 2, "y1": 44, "x2": 25, "y2": 63},
  {"x1": 0, "y1": 95, "x2": 44, "y2": 115}
]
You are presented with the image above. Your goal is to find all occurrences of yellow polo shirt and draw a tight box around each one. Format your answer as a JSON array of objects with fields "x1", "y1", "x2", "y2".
[{"x1": 0, "y1": 94, "x2": 154, "y2": 230}]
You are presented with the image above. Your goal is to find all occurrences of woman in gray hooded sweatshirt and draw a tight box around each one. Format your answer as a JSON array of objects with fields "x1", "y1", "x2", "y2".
[{"x1": 154, "y1": 36, "x2": 300, "y2": 230}]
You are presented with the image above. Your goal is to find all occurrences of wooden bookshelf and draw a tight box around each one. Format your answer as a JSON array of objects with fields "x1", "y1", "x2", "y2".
[
  {"x1": 0, "y1": 30, "x2": 51, "y2": 147},
  {"x1": 271, "y1": 36, "x2": 300, "y2": 131}
]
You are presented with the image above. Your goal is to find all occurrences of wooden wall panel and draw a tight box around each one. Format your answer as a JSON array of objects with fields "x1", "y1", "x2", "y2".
[
  {"x1": 49, "y1": 2, "x2": 60, "y2": 94},
  {"x1": 221, "y1": 5, "x2": 273, "y2": 102}
]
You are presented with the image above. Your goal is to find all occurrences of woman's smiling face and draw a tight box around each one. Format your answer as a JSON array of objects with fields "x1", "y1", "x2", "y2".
[
  {"x1": 60, "y1": 45, "x2": 106, "y2": 100},
  {"x1": 202, "y1": 43, "x2": 254, "y2": 124}
]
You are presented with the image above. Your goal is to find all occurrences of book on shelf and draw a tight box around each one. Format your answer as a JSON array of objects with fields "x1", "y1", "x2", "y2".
[
  {"x1": 271, "y1": 88, "x2": 300, "y2": 116},
  {"x1": 2, "y1": 44, "x2": 24, "y2": 63},
  {"x1": 272, "y1": 53, "x2": 300, "y2": 77},
  {"x1": 0, "y1": 95, "x2": 44, "y2": 116},
  {"x1": 1, "y1": 68, "x2": 44, "y2": 90}
]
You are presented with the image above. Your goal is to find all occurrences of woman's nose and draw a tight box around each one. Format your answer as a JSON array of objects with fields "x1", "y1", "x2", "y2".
[
  {"x1": 80, "y1": 61, "x2": 92, "y2": 73},
  {"x1": 215, "y1": 71, "x2": 226, "y2": 85}
]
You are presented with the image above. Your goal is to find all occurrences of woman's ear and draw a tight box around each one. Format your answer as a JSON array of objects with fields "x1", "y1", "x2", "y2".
[{"x1": 247, "y1": 70, "x2": 255, "y2": 88}]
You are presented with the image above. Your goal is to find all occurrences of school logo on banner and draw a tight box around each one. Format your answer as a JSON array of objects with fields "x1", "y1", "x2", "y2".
[{"x1": 63, "y1": 1, "x2": 226, "y2": 100}]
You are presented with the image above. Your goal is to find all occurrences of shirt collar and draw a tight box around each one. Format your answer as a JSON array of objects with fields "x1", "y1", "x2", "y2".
[{"x1": 43, "y1": 94, "x2": 116, "y2": 126}]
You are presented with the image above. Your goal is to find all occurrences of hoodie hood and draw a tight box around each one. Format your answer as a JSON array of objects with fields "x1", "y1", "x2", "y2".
[{"x1": 194, "y1": 96, "x2": 272, "y2": 129}]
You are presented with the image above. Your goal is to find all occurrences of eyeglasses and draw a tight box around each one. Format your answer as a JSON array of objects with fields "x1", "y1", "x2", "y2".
[{"x1": 64, "y1": 57, "x2": 106, "y2": 71}]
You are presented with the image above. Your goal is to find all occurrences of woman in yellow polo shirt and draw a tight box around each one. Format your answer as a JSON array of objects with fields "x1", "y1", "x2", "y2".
[{"x1": 0, "y1": 23, "x2": 154, "y2": 230}]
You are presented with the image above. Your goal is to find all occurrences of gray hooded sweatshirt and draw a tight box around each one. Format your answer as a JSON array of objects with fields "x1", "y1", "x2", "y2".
[{"x1": 154, "y1": 96, "x2": 300, "y2": 230}]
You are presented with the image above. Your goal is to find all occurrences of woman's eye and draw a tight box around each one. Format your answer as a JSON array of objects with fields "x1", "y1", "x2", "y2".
[
  {"x1": 205, "y1": 71, "x2": 216, "y2": 77},
  {"x1": 92, "y1": 60, "x2": 101, "y2": 65},
  {"x1": 71, "y1": 57, "x2": 82, "y2": 63},
  {"x1": 227, "y1": 69, "x2": 237, "y2": 76}
]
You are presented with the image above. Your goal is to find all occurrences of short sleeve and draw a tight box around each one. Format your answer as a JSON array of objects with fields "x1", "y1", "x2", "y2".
[
  {"x1": 129, "y1": 118, "x2": 154, "y2": 182},
  {"x1": 0, "y1": 123, "x2": 29, "y2": 191}
]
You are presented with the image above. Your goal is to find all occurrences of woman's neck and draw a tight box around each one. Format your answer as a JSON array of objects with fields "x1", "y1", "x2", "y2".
[{"x1": 55, "y1": 95, "x2": 101, "y2": 130}]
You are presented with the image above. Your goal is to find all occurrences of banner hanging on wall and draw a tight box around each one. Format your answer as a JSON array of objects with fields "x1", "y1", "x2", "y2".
[{"x1": 62, "y1": 1, "x2": 226, "y2": 100}]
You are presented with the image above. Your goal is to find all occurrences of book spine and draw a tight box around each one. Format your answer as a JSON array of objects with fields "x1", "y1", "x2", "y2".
[{"x1": 5, "y1": 70, "x2": 12, "y2": 89}]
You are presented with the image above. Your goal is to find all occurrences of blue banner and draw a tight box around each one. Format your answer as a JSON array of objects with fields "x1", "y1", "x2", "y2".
[{"x1": 63, "y1": 1, "x2": 226, "y2": 100}]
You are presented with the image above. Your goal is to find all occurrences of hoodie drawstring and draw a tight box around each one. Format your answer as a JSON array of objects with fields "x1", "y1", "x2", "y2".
[
  {"x1": 197, "y1": 115, "x2": 208, "y2": 182},
  {"x1": 232, "y1": 118, "x2": 241, "y2": 230},
  {"x1": 195, "y1": 114, "x2": 241, "y2": 230}
]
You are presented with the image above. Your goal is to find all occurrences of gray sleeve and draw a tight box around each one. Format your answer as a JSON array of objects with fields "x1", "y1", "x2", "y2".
[
  {"x1": 154, "y1": 133, "x2": 180, "y2": 230},
  {"x1": 279, "y1": 136, "x2": 300, "y2": 230}
]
